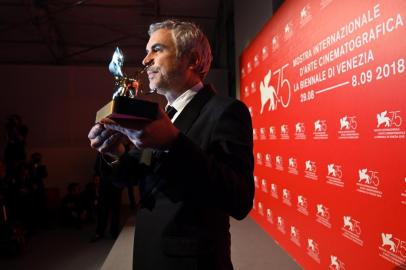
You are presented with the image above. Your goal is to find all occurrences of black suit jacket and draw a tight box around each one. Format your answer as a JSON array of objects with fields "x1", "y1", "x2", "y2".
[{"x1": 117, "y1": 85, "x2": 254, "y2": 270}]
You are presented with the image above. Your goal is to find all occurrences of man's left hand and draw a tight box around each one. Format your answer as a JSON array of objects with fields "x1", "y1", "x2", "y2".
[{"x1": 102, "y1": 107, "x2": 180, "y2": 150}]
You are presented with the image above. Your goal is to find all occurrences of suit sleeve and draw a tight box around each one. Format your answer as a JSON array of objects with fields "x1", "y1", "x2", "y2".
[
  {"x1": 110, "y1": 148, "x2": 148, "y2": 188},
  {"x1": 157, "y1": 100, "x2": 255, "y2": 220}
]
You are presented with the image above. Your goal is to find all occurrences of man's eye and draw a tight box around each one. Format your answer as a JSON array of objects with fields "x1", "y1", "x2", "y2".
[{"x1": 152, "y1": 46, "x2": 162, "y2": 52}]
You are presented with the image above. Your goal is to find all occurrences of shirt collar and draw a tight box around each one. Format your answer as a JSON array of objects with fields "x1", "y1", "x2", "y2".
[{"x1": 166, "y1": 82, "x2": 203, "y2": 122}]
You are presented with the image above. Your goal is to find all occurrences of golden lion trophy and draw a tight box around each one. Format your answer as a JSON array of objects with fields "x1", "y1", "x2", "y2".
[{"x1": 95, "y1": 47, "x2": 158, "y2": 123}]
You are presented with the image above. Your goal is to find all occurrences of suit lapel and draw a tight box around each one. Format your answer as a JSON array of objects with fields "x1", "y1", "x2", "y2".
[{"x1": 173, "y1": 84, "x2": 215, "y2": 134}]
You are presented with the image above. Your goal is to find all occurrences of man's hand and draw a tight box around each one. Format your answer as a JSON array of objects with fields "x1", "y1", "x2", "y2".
[
  {"x1": 88, "y1": 123, "x2": 127, "y2": 158},
  {"x1": 103, "y1": 107, "x2": 180, "y2": 150}
]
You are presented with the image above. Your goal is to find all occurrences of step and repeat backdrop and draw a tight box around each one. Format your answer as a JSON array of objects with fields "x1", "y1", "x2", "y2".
[{"x1": 240, "y1": 0, "x2": 405, "y2": 269}]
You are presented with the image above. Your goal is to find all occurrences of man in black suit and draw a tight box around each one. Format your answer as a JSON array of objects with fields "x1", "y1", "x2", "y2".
[{"x1": 88, "y1": 20, "x2": 254, "y2": 270}]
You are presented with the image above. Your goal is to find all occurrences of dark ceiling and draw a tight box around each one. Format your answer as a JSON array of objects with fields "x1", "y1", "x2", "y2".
[{"x1": 0, "y1": 0, "x2": 224, "y2": 67}]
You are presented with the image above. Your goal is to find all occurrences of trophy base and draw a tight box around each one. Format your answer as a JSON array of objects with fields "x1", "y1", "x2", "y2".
[{"x1": 95, "y1": 96, "x2": 158, "y2": 123}]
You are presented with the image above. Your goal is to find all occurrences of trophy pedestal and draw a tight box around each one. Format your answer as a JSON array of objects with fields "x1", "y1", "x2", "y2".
[{"x1": 95, "y1": 96, "x2": 158, "y2": 123}]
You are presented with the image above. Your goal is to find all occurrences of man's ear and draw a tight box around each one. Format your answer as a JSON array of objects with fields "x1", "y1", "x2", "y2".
[{"x1": 188, "y1": 50, "x2": 199, "y2": 70}]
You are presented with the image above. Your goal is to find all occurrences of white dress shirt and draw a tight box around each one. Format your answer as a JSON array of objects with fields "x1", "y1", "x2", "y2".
[{"x1": 166, "y1": 81, "x2": 203, "y2": 122}]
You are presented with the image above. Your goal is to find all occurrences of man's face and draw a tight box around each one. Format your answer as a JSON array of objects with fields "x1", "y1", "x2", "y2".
[{"x1": 143, "y1": 28, "x2": 189, "y2": 93}]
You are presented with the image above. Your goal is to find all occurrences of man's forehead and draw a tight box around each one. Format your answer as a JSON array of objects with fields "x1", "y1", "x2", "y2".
[{"x1": 146, "y1": 28, "x2": 174, "y2": 49}]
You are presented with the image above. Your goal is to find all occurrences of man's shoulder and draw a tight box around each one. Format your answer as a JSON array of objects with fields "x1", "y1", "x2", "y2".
[
  {"x1": 200, "y1": 85, "x2": 239, "y2": 104},
  {"x1": 207, "y1": 94, "x2": 248, "y2": 113},
  {"x1": 199, "y1": 84, "x2": 250, "y2": 117}
]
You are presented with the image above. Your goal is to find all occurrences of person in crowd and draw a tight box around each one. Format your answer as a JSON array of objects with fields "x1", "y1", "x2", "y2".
[
  {"x1": 60, "y1": 182, "x2": 86, "y2": 228},
  {"x1": 90, "y1": 154, "x2": 122, "y2": 242},
  {"x1": 4, "y1": 114, "x2": 28, "y2": 179},
  {"x1": 28, "y1": 152, "x2": 48, "y2": 229},
  {"x1": 81, "y1": 174, "x2": 100, "y2": 224},
  {"x1": 88, "y1": 20, "x2": 254, "y2": 269},
  {"x1": 6, "y1": 163, "x2": 36, "y2": 233}
]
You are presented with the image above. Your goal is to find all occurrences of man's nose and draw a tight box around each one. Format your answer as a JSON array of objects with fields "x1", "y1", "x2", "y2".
[{"x1": 142, "y1": 54, "x2": 153, "y2": 67}]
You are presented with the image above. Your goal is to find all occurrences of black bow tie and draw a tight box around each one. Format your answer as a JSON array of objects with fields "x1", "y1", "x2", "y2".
[{"x1": 165, "y1": 105, "x2": 177, "y2": 119}]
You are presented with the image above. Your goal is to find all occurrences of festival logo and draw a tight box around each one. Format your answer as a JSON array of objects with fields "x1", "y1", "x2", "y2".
[
  {"x1": 341, "y1": 215, "x2": 363, "y2": 246},
  {"x1": 269, "y1": 126, "x2": 277, "y2": 140},
  {"x1": 340, "y1": 116, "x2": 354, "y2": 129},
  {"x1": 276, "y1": 155, "x2": 284, "y2": 171},
  {"x1": 313, "y1": 119, "x2": 328, "y2": 139},
  {"x1": 247, "y1": 61, "x2": 252, "y2": 74},
  {"x1": 261, "y1": 178, "x2": 268, "y2": 193},
  {"x1": 378, "y1": 232, "x2": 406, "y2": 268},
  {"x1": 297, "y1": 195, "x2": 309, "y2": 216},
  {"x1": 259, "y1": 71, "x2": 278, "y2": 114},
  {"x1": 272, "y1": 35, "x2": 279, "y2": 52},
  {"x1": 250, "y1": 81, "x2": 257, "y2": 94},
  {"x1": 244, "y1": 85, "x2": 249, "y2": 97},
  {"x1": 259, "y1": 66, "x2": 292, "y2": 114},
  {"x1": 316, "y1": 203, "x2": 331, "y2": 228},
  {"x1": 256, "y1": 152, "x2": 263, "y2": 166},
  {"x1": 265, "y1": 153, "x2": 272, "y2": 168},
  {"x1": 288, "y1": 157, "x2": 299, "y2": 175},
  {"x1": 281, "y1": 124, "x2": 288, "y2": 134},
  {"x1": 258, "y1": 201, "x2": 264, "y2": 216},
  {"x1": 262, "y1": 45, "x2": 269, "y2": 60},
  {"x1": 314, "y1": 120, "x2": 327, "y2": 132},
  {"x1": 282, "y1": 188, "x2": 292, "y2": 206},
  {"x1": 284, "y1": 21, "x2": 293, "y2": 41},
  {"x1": 329, "y1": 255, "x2": 346, "y2": 270},
  {"x1": 260, "y1": 127, "x2": 267, "y2": 140},
  {"x1": 300, "y1": 4, "x2": 312, "y2": 27},
  {"x1": 356, "y1": 168, "x2": 383, "y2": 198},
  {"x1": 305, "y1": 160, "x2": 316, "y2": 172},
  {"x1": 290, "y1": 225, "x2": 301, "y2": 247},
  {"x1": 304, "y1": 160, "x2": 318, "y2": 180},
  {"x1": 377, "y1": 110, "x2": 402, "y2": 128},
  {"x1": 280, "y1": 124, "x2": 290, "y2": 140},
  {"x1": 254, "y1": 54, "x2": 260, "y2": 67},
  {"x1": 338, "y1": 115, "x2": 359, "y2": 139},
  {"x1": 358, "y1": 168, "x2": 379, "y2": 186},
  {"x1": 326, "y1": 163, "x2": 344, "y2": 188},
  {"x1": 374, "y1": 110, "x2": 405, "y2": 139},
  {"x1": 266, "y1": 208, "x2": 273, "y2": 224},
  {"x1": 295, "y1": 122, "x2": 306, "y2": 140},
  {"x1": 277, "y1": 216, "x2": 286, "y2": 234},
  {"x1": 271, "y1": 183, "x2": 278, "y2": 199},
  {"x1": 259, "y1": 64, "x2": 292, "y2": 114},
  {"x1": 307, "y1": 238, "x2": 320, "y2": 263}
]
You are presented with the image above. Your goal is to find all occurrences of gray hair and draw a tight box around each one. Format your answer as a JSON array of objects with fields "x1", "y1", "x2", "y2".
[{"x1": 148, "y1": 20, "x2": 212, "y2": 79}]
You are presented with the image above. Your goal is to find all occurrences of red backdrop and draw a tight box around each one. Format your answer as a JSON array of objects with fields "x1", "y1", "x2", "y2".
[{"x1": 240, "y1": 0, "x2": 406, "y2": 269}]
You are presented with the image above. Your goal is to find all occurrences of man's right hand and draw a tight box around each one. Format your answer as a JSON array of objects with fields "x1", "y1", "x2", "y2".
[{"x1": 88, "y1": 123, "x2": 127, "y2": 159}]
